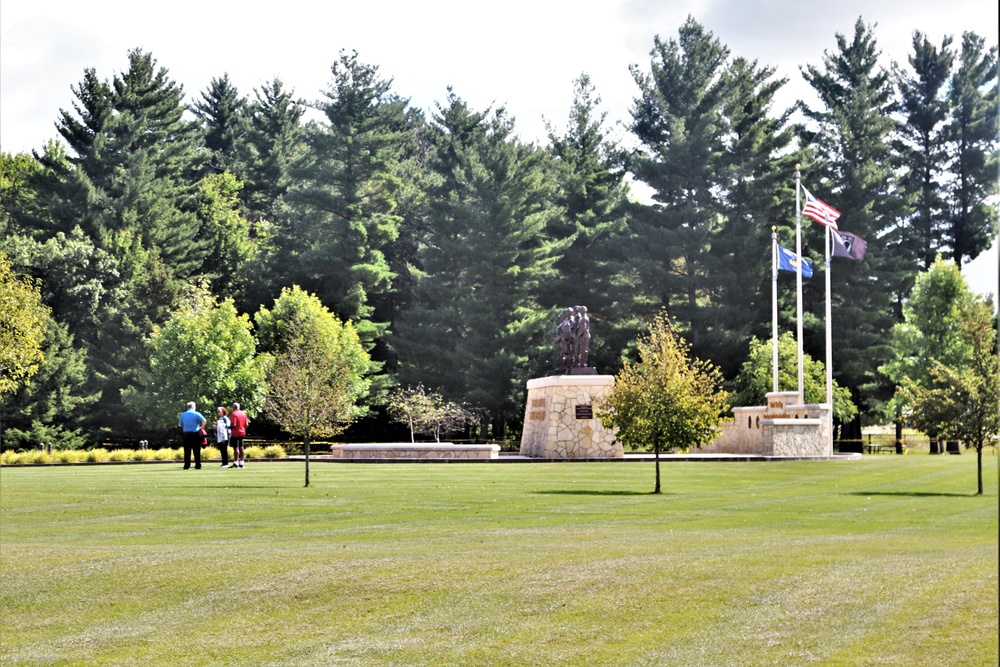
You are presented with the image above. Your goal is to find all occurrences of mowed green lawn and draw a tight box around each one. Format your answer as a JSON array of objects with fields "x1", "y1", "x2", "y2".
[{"x1": 1, "y1": 454, "x2": 997, "y2": 667}]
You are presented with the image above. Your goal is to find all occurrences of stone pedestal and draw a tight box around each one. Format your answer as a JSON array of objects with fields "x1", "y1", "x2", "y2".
[
  {"x1": 703, "y1": 391, "x2": 832, "y2": 457},
  {"x1": 519, "y1": 375, "x2": 621, "y2": 458}
]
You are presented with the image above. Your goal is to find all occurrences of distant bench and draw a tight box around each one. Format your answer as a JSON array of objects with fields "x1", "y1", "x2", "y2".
[
  {"x1": 865, "y1": 443, "x2": 903, "y2": 455},
  {"x1": 329, "y1": 443, "x2": 500, "y2": 460}
]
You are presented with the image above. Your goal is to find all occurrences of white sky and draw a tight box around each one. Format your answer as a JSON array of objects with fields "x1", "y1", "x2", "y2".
[{"x1": 1, "y1": 0, "x2": 996, "y2": 302}]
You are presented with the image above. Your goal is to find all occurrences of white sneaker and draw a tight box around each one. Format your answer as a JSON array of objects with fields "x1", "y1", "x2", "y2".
[
  {"x1": 220, "y1": 463, "x2": 228, "y2": 467},
  {"x1": 229, "y1": 463, "x2": 238, "y2": 468}
]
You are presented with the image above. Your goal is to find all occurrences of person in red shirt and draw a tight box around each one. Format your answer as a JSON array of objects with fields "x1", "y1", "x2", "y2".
[{"x1": 229, "y1": 403, "x2": 249, "y2": 468}]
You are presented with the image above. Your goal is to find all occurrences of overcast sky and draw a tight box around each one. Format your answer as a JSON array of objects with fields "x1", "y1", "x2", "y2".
[{"x1": 1, "y1": 0, "x2": 996, "y2": 299}]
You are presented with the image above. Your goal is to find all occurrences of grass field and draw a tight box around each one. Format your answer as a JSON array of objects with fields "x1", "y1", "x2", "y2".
[{"x1": 1, "y1": 454, "x2": 997, "y2": 666}]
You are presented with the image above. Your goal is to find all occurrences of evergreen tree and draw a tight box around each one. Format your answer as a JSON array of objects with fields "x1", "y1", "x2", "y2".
[
  {"x1": 53, "y1": 68, "x2": 114, "y2": 182},
  {"x1": 28, "y1": 50, "x2": 210, "y2": 433},
  {"x1": 628, "y1": 17, "x2": 732, "y2": 351},
  {"x1": 544, "y1": 73, "x2": 634, "y2": 373},
  {"x1": 395, "y1": 91, "x2": 563, "y2": 437},
  {"x1": 277, "y1": 51, "x2": 410, "y2": 349},
  {"x1": 0, "y1": 318, "x2": 97, "y2": 450},
  {"x1": 894, "y1": 32, "x2": 954, "y2": 270},
  {"x1": 242, "y1": 77, "x2": 306, "y2": 222},
  {"x1": 946, "y1": 32, "x2": 998, "y2": 267},
  {"x1": 799, "y1": 17, "x2": 908, "y2": 426},
  {"x1": 44, "y1": 49, "x2": 208, "y2": 283},
  {"x1": 707, "y1": 57, "x2": 799, "y2": 378},
  {"x1": 192, "y1": 73, "x2": 250, "y2": 174},
  {"x1": 100, "y1": 49, "x2": 207, "y2": 280}
]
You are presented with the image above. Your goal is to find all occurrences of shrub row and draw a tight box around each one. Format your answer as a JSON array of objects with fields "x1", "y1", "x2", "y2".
[{"x1": 0, "y1": 444, "x2": 287, "y2": 465}]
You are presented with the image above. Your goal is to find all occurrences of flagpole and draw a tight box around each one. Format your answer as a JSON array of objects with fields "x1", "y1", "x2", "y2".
[
  {"x1": 795, "y1": 166, "x2": 804, "y2": 402},
  {"x1": 825, "y1": 214, "x2": 834, "y2": 450},
  {"x1": 772, "y1": 226, "x2": 779, "y2": 393}
]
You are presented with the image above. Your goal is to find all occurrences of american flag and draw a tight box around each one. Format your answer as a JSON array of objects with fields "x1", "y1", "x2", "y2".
[{"x1": 801, "y1": 186, "x2": 840, "y2": 229}]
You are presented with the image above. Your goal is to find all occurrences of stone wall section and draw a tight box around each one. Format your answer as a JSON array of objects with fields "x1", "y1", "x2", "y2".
[
  {"x1": 328, "y1": 444, "x2": 500, "y2": 460},
  {"x1": 519, "y1": 375, "x2": 622, "y2": 458},
  {"x1": 703, "y1": 391, "x2": 832, "y2": 457}
]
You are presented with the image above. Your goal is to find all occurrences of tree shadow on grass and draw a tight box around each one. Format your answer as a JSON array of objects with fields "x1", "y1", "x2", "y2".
[
  {"x1": 533, "y1": 490, "x2": 664, "y2": 497},
  {"x1": 847, "y1": 491, "x2": 981, "y2": 498}
]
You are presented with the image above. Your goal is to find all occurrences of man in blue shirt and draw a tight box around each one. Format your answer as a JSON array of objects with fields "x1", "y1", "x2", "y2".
[{"x1": 178, "y1": 402, "x2": 207, "y2": 469}]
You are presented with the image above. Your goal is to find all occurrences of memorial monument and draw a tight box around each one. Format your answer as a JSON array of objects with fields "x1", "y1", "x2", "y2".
[{"x1": 519, "y1": 306, "x2": 621, "y2": 458}]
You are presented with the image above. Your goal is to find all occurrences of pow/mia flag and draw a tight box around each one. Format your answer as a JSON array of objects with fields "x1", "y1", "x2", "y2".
[{"x1": 832, "y1": 230, "x2": 867, "y2": 260}]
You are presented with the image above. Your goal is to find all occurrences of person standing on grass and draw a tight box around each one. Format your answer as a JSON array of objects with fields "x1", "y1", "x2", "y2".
[
  {"x1": 229, "y1": 402, "x2": 249, "y2": 468},
  {"x1": 178, "y1": 402, "x2": 207, "y2": 469},
  {"x1": 215, "y1": 406, "x2": 231, "y2": 467}
]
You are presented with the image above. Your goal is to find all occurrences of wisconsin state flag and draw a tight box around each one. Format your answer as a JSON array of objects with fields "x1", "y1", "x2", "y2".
[{"x1": 777, "y1": 245, "x2": 813, "y2": 278}]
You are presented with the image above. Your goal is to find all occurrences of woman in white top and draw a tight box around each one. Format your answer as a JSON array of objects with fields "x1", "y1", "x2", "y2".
[{"x1": 215, "y1": 406, "x2": 231, "y2": 467}]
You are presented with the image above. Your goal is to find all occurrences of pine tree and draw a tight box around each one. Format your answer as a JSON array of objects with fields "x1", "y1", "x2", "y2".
[
  {"x1": 192, "y1": 73, "x2": 251, "y2": 174},
  {"x1": 628, "y1": 17, "x2": 732, "y2": 351},
  {"x1": 799, "y1": 18, "x2": 908, "y2": 427},
  {"x1": 101, "y1": 49, "x2": 207, "y2": 280},
  {"x1": 242, "y1": 77, "x2": 306, "y2": 222},
  {"x1": 277, "y1": 51, "x2": 410, "y2": 349},
  {"x1": 543, "y1": 73, "x2": 634, "y2": 373},
  {"x1": 395, "y1": 91, "x2": 563, "y2": 437},
  {"x1": 707, "y1": 57, "x2": 799, "y2": 378},
  {"x1": 946, "y1": 32, "x2": 999, "y2": 267},
  {"x1": 894, "y1": 32, "x2": 954, "y2": 270}
]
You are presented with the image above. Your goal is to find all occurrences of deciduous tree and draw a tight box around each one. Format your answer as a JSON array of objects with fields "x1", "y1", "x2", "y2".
[
  {"x1": 0, "y1": 253, "x2": 49, "y2": 397},
  {"x1": 121, "y1": 285, "x2": 268, "y2": 431},
  {"x1": 881, "y1": 258, "x2": 976, "y2": 451},
  {"x1": 386, "y1": 384, "x2": 472, "y2": 443},
  {"x1": 730, "y1": 332, "x2": 856, "y2": 425},
  {"x1": 260, "y1": 290, "x2": 371, "y2": 487},
  {"x1": 597, "y1": 311, "x2": 728, "y2": 494},
  {"x1": 901, "y1": 292, "x2": 998, "y2": 494}
]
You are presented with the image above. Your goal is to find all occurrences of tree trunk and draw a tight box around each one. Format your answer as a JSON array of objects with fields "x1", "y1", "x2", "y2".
[
  {"x1": 304, "y1": 436, "x2": 311, "y2": 488},
  {"x1": 653, "y1": 439, "x2": 661, "y2": 494},
  {"x1": 477, "y1": 412, "x2": 489, "y2": 443},
  {"x1": 977, "y1": 445, "x2": 983, "y2": 496}
]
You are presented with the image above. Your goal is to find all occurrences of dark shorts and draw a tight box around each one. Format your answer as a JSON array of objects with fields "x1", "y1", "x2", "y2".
[{"x1": 231, "y1": 436, "x2": 245, "y2": 449}]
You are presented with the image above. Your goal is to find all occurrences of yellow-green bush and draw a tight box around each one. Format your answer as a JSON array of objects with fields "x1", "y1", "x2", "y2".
[
  {"x1": 244, "y1": 445, "x2": 266, "y2": 459},
  {"x1": 56, "y1": 450, "x2": 85, "y2": 463},
  {"x1": 1, "y1": 450, "x2": 19, "y2": 464},
  {"x1": 21, "y1": 451, "x2": 53, "y2": 464},
  {"x1": 263, "y1": 444, "x2": 287, "y2": 459},
  {"x1": 153, "y1": 447, "x2": 178, "y2": 461},
  {"x1": 86, "y1": 448, "x2": 110, "y2": 462}
]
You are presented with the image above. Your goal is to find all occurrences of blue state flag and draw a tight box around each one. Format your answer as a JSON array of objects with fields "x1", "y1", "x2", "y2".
[{"x1": 777, "y1": 245, "x2": 813, "y2": 278}]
